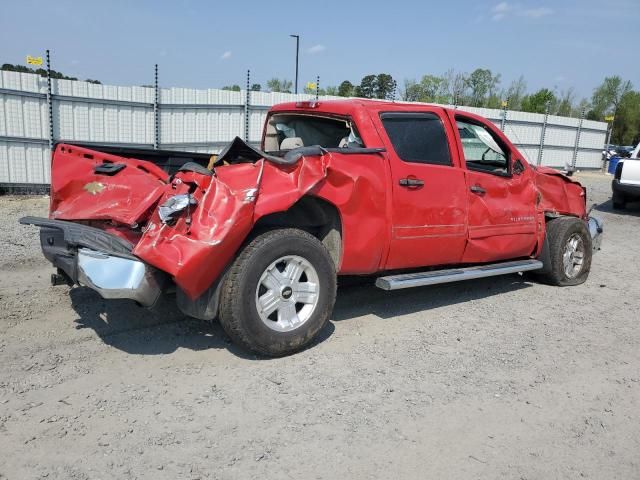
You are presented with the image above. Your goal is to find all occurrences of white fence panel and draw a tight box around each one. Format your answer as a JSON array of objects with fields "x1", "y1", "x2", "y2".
[{"x1": 0, "y1": 72, "x2": 609, "y2": 188}]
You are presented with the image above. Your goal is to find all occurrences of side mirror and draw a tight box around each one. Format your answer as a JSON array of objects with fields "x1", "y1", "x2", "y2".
[{"x1": 513, "y1": 159, "x2": 525, "y2": 175}]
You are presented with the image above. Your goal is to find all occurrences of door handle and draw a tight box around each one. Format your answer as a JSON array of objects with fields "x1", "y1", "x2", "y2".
[
  {"x1": 399, "y1": 178, "x2": 424, "y2": 187},
  {"x1": 470, "y1": 185, "x2": 486, "y2": 195}
]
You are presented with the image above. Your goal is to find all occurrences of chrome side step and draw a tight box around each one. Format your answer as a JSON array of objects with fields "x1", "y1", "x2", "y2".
[{"x1": 375, "y1": 259, "x2": 543, "y2": 291}]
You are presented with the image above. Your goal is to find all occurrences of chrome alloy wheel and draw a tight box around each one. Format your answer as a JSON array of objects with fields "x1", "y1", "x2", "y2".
[
  {"x1": 255, "y1": 255, "x2": 320, "y2": 332},
  {"x1": 562, "y1": 233, "x2": 585, "y2": 279}
]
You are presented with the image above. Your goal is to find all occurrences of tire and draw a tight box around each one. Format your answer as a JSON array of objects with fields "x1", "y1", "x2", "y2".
[
  {"x1": 612, "y1": 191, "x2": 626, "y2": 210},
  {"x1": 219, "y1": 228, "x2": 337, "y2": 357},
  {"x1": 537, "y1": 217, "x2": 592, "y2": 286}
]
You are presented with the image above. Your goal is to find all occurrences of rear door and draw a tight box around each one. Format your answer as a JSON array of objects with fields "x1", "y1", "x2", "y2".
[
  {"x1": 375, "y1": 109, "x2": 468, "y2": 270},
  {"x1": 452, "y1": 114, "x2": 538, "y2": 263}
]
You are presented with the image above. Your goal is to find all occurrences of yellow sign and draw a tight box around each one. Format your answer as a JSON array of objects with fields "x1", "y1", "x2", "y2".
[
  {"x1": 306, "y1": 82, "x2": 317, "y2": 90},
  {"x1": 26, "y1": 55, "x2": 43, "y2": 66},
  {"x1": 604, "y1": 115, "x2": 615, "y2": 122}
]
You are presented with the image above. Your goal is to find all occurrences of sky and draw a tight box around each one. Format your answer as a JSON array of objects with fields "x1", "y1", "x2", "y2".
[{"x1": 1, "y1": 0, "x2": 639, "y2": 99}]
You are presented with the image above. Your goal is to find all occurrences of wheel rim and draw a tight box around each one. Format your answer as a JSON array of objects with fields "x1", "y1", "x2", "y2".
[
  {"x1": 562, "y1": 233, "x2": 585, "y2": 279},
  {"x1": 255, "y1": 255, "x2": 320, "y2": 332}
]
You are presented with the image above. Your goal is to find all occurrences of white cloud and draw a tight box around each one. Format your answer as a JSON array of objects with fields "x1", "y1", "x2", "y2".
[
  {"x1": 493, "y1": 2, "x2": 510, "y2": 13},
  {"x1": 490, "y1": 2, "x2": 553, "y2": 21},
  {"x1": 220, "y1": 51, "x2": 232, "y2": 60},
  {"x1": 307, "y1": 44, "x2": 326, "y2": 54},
  {"x1": 521, "y1": 7, "x2": 553, "y2": 18},
  {"x1": 491, "y1": 2, "x2": 511, "y2": 21}
]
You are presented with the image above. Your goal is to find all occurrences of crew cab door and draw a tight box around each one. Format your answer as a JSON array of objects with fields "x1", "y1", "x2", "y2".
[
  {"x1": 452, "y1": 114, "x2": 538, "y2": 263},
  {"x1": 376, "y1": 110, "x2": 468, "y2": 270}
]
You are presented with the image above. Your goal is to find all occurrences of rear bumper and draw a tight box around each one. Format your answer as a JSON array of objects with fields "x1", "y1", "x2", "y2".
[
  {"x1": 19, "y1": 216, "x2": 165, "y2": 307},
  {"x1": 588, "y1": 216, "x2": 603, "y2": 252}
]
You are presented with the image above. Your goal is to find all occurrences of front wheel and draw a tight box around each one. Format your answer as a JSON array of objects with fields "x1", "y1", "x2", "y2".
[
  {"x1": 219, "y1": 228, "x2": 337, "y2": 357},
  {"x1": 537, "y1": 217, "x2": 592, "y2": 286}
]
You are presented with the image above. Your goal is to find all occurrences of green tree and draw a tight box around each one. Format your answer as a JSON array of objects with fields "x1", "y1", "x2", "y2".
[
  {"x1": 591, "y1": 76, "x2": 633, "y2": 119},
  {"x1": 443, "y1": 69, "x2": 468, "y2": 105},
  {"x1": 356, "y1": 75, "x2": 376, "y2": 98},
  {"x1": 465, "y1": 68, "x2": 500, "y2": 107},
  {"x1": 374, "y1": 73, "x2": 395, "y2": 100},
  {"x1": 222, "y1": 85, "x2": 241, "y2": 92},
  {"x1": 324, "y1": 86, "x2": 339, "y2": 96},
  {"x1": 1, "y1": 63, "x2": 79, "y2": 81},
  {"x1": 556, "y1": 88, "x2": 575, "y2": 116},
  {"x1": 251, "y1": 83, "x2": 261, "y2": 91},
  {"x1": 266, "y1": 78, "x2": 293, "y2": 93},
  {"x1": 337, "y1": 80, "x2": 355, "y2": 97},
  {"x1": 402, "y1": 75, "x2": 444, "y2": 103},
  {"x1": 612, "y1": 91, "x2": 640, "y2": 145},
  {"x1": 521, "y1": 88, "x2": 557, "y2": 113},
  {"x1": 505, "y1": 75, "x2": 527, "y2": 110}
]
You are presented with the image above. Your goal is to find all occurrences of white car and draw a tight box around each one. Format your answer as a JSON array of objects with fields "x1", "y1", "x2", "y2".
[{"x1": 612, "y1": 143, "x2": 640, "y2": 209}]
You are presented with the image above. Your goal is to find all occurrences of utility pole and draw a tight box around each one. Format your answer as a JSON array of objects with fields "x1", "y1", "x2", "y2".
[{"x1": 290, "y1": 34, "x2": 300, "y2": 94}]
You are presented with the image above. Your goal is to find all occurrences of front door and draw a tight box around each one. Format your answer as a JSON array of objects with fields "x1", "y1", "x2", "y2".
[
  {"x1": 454, "y1": 116, "x2": 538, "y2": 263},
  {"x1": 376, "y1": 110, "x2": 468, "y2": 270}
]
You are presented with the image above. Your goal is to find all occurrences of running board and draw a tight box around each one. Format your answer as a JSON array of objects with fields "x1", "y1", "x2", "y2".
[{"x1": 375, "y1": 259, "x2": 543, "y2": 291}]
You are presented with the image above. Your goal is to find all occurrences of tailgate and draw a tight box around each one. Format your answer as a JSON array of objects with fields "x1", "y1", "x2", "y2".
[{"x1": 50, "y1": 143, "x2": 170, "y2": 226}]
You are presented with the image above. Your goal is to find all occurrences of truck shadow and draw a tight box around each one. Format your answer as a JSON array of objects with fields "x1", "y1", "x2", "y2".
[
  {"x1": 69, "y1": 288, "x2": 258, "y2": 359},
  {"x1": 69, "y1": 273, "x2": 531, "y2": 358},
  {"x1": 333, "y1": 274, "x2": 532, "y2": 321},
  {"x1": 594, "y1": 198, "x2": 640, "y2": 217}
]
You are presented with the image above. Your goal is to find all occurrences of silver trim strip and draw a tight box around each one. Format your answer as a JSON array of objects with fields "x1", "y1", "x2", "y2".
[{"x1": 376, "y1": 259, "x2": 543, "y2": 291}]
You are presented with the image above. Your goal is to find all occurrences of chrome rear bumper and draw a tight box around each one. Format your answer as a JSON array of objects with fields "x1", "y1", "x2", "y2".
[
  {"x1": 588, "y1": 216, "x2": 603, "y2": 252},
  {"x1": 77, "y1": 248, "x2": 164, "y2": 307},
  {"x1": 19, "y1": 216, "x2": 165, "y2": 307}
]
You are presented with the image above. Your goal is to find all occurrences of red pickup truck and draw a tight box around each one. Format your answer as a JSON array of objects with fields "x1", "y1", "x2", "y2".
[{"x1": 22, "y1": 99, "x2": 603, "y2": 356}]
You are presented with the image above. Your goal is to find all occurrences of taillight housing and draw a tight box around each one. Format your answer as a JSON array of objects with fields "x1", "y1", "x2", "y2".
[
  {"x1": 614, "y1": 161, "x2": 624, "y2": 180},
  {"x1": 295, "y1": 100, "x2": 320, "y2": 108}
]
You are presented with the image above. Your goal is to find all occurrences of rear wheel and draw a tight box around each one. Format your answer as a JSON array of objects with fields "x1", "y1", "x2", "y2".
[
  {"x1": 219, "y1": 228, "x2": 337, "y2": 357},
  {"x1": 537, "y1": 217, "x2": 592, "y2": 286}
]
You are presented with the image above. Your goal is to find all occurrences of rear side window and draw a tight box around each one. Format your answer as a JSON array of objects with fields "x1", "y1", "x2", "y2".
[{"x1": 381, "y1": 112, "x2": 451, "y2": 166}]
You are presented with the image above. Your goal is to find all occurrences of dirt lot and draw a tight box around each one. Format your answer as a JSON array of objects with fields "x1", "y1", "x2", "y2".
[{"x1": 1, "y1": 172, "x2": 639, "y2": 479}]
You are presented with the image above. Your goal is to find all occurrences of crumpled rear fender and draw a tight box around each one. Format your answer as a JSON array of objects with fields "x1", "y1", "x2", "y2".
[{"x1": 134, "y1": 154, "x2": 329, "y2": 300}]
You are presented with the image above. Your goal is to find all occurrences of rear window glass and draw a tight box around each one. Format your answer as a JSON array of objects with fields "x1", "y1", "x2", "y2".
[{"x1": 381, "y1": 112, "x2": 451, "y2": 166}]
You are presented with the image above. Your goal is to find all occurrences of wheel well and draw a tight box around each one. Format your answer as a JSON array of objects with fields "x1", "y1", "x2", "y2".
[{"x1": 252, "y1": 196, "x2": 342, "y2": 267}]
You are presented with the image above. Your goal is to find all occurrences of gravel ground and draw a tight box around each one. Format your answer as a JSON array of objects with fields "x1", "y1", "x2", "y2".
[{"x1": 1, "y1": 172, "x2": 639, "y2": 479}]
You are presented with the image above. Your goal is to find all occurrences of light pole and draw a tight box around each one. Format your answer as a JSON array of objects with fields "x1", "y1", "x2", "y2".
[{"x1": 290, "y1": 34, "x2": 299, "y2": 94}]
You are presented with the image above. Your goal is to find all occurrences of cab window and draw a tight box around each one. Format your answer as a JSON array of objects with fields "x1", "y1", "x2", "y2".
[
  {"x1": 263, "y1": 114, "x2": 365, "y2": 153},
  {"x1": 380, "y1": 112, "x2": 452, "y2": 166},
  {"x1": 456, "y1": 119, "x2": 509, "y2": 176}
]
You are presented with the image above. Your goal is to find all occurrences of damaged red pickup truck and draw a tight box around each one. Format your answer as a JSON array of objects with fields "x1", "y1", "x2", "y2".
[{"x1": 22, "y1": 99, "x2": 603, "y2": 356}]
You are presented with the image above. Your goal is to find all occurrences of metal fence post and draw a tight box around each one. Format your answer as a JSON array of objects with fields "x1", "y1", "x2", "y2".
[
  {"x1": 45, "y1": 49, "x2": 54, "y2": 151},
  {"x1": 500, "y1": 99, "x2": 508, "y2": 132},
  {"x1": 244, "y1": 70, "x2": 251, "y2": 142},
  {"x1": 153, "y1": 64, "x2": 159, "y2": 149},
  {"x1": 315, "y1": 75, "x2": 320, "y2": 101},
  {"x1": 571, "y1": 107, "x2": 586, "y2": 170},
  {"x1": 537, "y1": 101, "x2": 550, "y2": 166}
]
